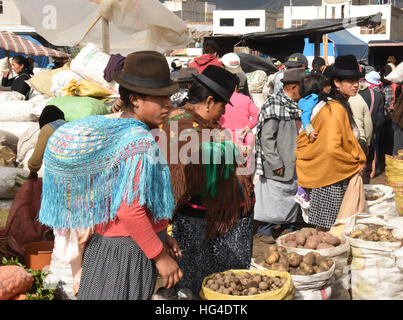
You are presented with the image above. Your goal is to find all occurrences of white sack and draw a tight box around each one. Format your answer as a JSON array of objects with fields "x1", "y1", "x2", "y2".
[
  {"x1": 0, "y1": 166, "x2": 30, "y2": 199},
  {"x1": 344, "y1": 213, "x2": 403, "y2": 300},
  {"x1": 364, "y1": 184, "x2": 399, "y2": 220},
  {"x1": 385, "y1": 62, "x2": 403, "y2": 83},
  {"x1": 0, "y1": 100, "x2": 36, "y2": 122},
  {"x1": 50, "y1": 70, "x2": 83, "y2": 97},
  {"x1": 0, "y1": 91, "x2": 25, "y2": 103},
  {"x1": 70, "y1": 43, "x2": 119, "y2": 94},
  {"x1": 0, "y1": 122, "x2": 38, "y2": 140},
  {"x1": 276, "y1": 233, "x2": 351, "y2": 300},
  {"x1": 251, "y1": 259, "x2": 336, "y2": 300},
  {"x1": 17, "y1": 122, "x2": 40, "y2": 163}
]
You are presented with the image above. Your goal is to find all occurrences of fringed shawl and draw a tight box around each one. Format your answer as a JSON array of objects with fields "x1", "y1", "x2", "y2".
[
  {"x1": 39, "y1": 115, "x2": 175, "y2": 229},
  {"x1": 158, "y1": 107, "x2": 254, "y2": 239}
]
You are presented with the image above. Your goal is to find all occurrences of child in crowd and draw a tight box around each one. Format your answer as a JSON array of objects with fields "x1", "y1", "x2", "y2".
[{"x1": 295, "y1": 74, "x2": 327, "y2": 210}]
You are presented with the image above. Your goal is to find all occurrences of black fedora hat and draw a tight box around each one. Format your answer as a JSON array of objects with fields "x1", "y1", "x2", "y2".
[
  {"x1": 192, "y1": 65, "x2": 237, "y2": 106},
  {"x1": 332, "y1": 55, "x2": 364, "y2": 80},
  {"x1": 113, "y1": 51, "x2": 179, "y2": 96}
]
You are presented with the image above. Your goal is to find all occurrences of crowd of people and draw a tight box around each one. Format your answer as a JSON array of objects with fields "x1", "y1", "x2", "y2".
[{"x1": 8, "y1": 40, "x2": 401, "y2": 300}]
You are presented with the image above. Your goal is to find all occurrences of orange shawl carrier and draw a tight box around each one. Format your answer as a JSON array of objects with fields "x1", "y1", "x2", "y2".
[{"x1": 296, "y1": 100, "x2": 366, "y2": 189}]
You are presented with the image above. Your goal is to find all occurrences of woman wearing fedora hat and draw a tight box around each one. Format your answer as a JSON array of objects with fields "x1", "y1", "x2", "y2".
[
  {"x1": 296, "y1": 55, "x2": 366, "y2": 230},
  {"x1": 159, "y1": 65, "x2": 255, "y2": 297},
  {"x1": 38, "y1": 51, "x2": 184, "y2": 300}
]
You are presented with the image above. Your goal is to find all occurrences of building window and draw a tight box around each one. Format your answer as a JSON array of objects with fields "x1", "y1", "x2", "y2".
[
  {"x1": 245, "y1": 18, "x2": 260, "y2": 27},
  {"x1": 341, "y1": 5, "x2": 345, "y2": 19},
  {"x1": 291, "y1": 19, "x2": 311, "y2": 28},
  {"x1": 0, "y1": 1, "x2": 3, "y2": 14},
  {"x1": 220, "y1": 18, "x2": 234, "y2": 27},
  {"x1": 360, "y1": 19, "x2": 387, "y2": 35}
]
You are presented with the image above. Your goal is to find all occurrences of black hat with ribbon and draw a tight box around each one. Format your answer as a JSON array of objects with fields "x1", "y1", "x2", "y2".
[{"x1": 192, "y1": 65, "x2": 237, "y2": 106}]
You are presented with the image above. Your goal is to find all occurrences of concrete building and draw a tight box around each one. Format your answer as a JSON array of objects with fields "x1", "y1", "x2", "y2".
[
  {"x1": 213, "y1": 9, "x2": 278, "y2": 35},
  {"x1": 163, "y1": 0, "x2": 216, "y2": 23},
  {"x1": 0, "y1": 0, "x2": 35, "y2": 32},
  {"x1": 283, "y1": 0, "x2": 403, "y2": 43}
]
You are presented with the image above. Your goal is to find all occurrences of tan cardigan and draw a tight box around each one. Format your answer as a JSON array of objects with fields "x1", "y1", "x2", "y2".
[
  {"x1": 28, "y1": 124, "x2": 55, "y2": 173},
  {"x1": 349, "y1": 93, "x2": 373, "y2": 147}
]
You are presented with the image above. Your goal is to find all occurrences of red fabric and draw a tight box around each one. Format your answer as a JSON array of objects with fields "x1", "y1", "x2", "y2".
[
  {"x1": 95, "y1": 201, "x2": 168, "y2": 259},
  {"x1": 5, "y1": 179, "x2": 54, "y2": 256},
  {"x1": 189, "y1": 54, "x2": 223, "y2": 73}
]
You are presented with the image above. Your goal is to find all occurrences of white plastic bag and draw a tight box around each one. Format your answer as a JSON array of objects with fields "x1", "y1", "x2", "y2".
[
  {"x1": 20, "y1": 148, "x2": 45, "y2": 178},
  {"x1": 344, "y1": 214, "x2": 403, "y2": 300},
  {"x1": 364, "y1": 184, "x2": 399, "y2": 220}
]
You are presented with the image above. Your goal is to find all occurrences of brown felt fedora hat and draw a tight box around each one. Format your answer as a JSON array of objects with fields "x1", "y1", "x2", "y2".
[{"x1": 113, "y1": 51, "x2": 179, "y2": 96}]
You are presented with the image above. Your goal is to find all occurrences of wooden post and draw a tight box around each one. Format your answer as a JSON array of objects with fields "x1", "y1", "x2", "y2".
[
  {"x1": 102, "y1": 17, "x2": 110, "y2": 54},
  {"x1": 323, "y1": 34, "x2": 329, "y2": 65}
]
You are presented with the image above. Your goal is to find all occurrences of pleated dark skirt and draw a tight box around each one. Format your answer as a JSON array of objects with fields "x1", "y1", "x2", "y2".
[
  {"x1": 77, "y1": 232, "x2": 165, "y2": 300},
  {"x1": 172, "y1": 211, "x2": 254, "y2": 297}
]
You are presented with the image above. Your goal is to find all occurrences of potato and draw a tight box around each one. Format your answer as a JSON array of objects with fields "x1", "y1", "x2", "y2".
[
  {"x1": 302, "y1": 252, "x2": 316, "y2": 266},
  {"x1": 305, "y1": 237, "x2": 320, "y2": 250},
  {"x1": 300, "y1": 228, "x2": 314, "y2": 237},
  {"x1": 271, "y1": 263, "x2": 288, "y2": 272},
  {"x1": 248, "y1": 280, "x2": 259, "y2": 288},
  {"x1": 297, "y1": 245, "x2": 305, "y2": 248},
  {"x1": 286, "y1": 241, "x2": 298, "y2": 248},
  {"x1": 319, "y1": 261, "x2": 331, "y2": 271},
  {"x1": 350, "y1": 230, "x2": 364, "y2": 238},
  {"x1": 288, "y1": 252, "x2": 303, "y2": 267},
  {"x1": 317, "y1": 243, "x2": 334, "y2": 250},
  {"x1": 210, "y1": 283, "x2": 218, "y2": 291},
  {"x1": 252, "y1": 275, "x2": 262, "y2": 283},
  {"x1": 266, "y1": 252, "x2": 280, "y2": 264},
  {"x1": 277, "y1": 246, "x2": 287, "y2": 254},
  {"x1": 248, "y1": 287, "x2": 258, "y2": 295},
  {"x1": 285, "y1": 234, "x2": 297, "y2": 242},
  {"x1": 267, "y1": 244, "x2": 278, "y2": 252},
  {"x1": 323, "y1": 234, "x2": 341, "y2": 246},
  {"x1": 295, "y1": 231, "x2": 306, "y2": 246},
  {"x1": 300, "y1": 262, "x2": 314, "y2": 275},
  {"x1": 278, "y1": 257, "x2": 290, "y2": 269}
]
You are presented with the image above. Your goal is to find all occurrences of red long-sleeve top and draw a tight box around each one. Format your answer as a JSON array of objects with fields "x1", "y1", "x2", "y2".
[{"x1": 95, "y1": 201, "x2": 169, "y2": 259}]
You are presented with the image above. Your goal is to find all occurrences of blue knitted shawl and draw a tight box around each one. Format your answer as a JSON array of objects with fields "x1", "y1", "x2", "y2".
[{"x1": 39, "y1": 115, "x2": 175, "y2": 229}]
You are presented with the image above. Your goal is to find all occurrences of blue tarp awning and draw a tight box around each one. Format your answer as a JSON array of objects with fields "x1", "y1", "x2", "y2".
[{"x1": 328, "y1": 29, "x2": 368, "y2": 60}]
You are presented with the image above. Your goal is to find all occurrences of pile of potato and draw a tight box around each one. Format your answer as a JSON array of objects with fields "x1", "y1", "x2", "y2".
[
  {"x1": 365, "y1": 194, "x2": 382, "y2": 201},
  {"x1": 349, "y1": 226, "x2": 400, "y2": 242},
  {"x1": 280, "y1": 228, "x2": 345, "y2": 250},
  {"x1": 203, "y1": 271, "x2": 287, "y2": 296},
  {"x1": 254, "y1": 245, "x2": 334, "y2": 276}
]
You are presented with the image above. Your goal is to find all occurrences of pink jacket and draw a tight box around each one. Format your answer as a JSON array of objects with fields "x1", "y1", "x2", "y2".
[{"x1": 218, "y1": 92, "x2": 259, "y2": 146}]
